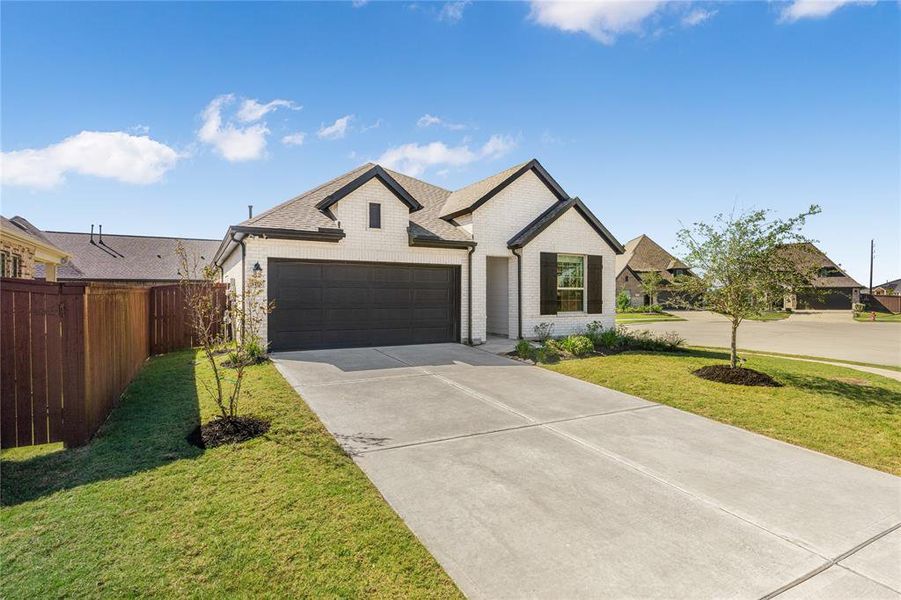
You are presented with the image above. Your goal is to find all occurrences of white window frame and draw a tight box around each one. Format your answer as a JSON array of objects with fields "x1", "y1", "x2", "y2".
[{"x1": 557, "y1": 254, "x2": 586, "y2": 313}]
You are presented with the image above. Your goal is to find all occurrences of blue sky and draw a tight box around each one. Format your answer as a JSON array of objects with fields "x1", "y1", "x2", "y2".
[{"x1": 2, "y1": 1, "x2": 898, "y2": 284}]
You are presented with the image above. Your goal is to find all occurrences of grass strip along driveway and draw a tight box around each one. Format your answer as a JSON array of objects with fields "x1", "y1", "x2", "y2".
[
  {"x1": 546, "y1": 349, "x2": 901, "y2": 476},
  {"x1": 615, "y1": 312, "x2": 685, "y2": 324},
  {"x1": 1, "y1": 350, "x2": 461, "y2": 599}
]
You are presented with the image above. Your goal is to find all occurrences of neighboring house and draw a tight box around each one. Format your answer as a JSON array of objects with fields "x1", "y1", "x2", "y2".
[
  {"x1": 0, "y1": 215, "x2": 69, "y2": 281},
  {"x1": 9, "y1": 216, "x2": 219, "y2": 285},
  {"x1": 871, "y1": 279, "x2": 901, "y2": 296},
  {"x1": 780, "y1": 242, "x2": 862, "y2": 310},
  {"x1": 214, "y1": 159, "x2": 624, "y2": 351},
  {"x1": 614, "y1": 234, "x2": 692, "y2": 307}
]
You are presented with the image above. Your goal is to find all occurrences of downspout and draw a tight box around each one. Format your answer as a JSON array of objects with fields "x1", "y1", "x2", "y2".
[
  {"x1": 228, "y1": 230, "x2": 247, "y2": 341},
  {"x1": 467, "y1": 245, "x2": 475, "y2": 345},
  {"x1": 512, "y1": 248, "x2": 523, "y2": 339}
]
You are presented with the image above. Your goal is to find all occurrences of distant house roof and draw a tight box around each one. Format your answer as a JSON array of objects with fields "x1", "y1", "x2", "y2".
[
  {"x1": 777, "y1": 242, "x2": 863, "y2": 289},
  {"x1": 615, "y1": 235, "x2": 689, "y2": 281},
  {"x1": 11, "y1": 217, "x2": 219, "y2": 282},
  {"x1": 1, "y1": 216, "x2": 68, "y2": 262},
  {"x1": 874, "y1": 278, "x2": 901, "y2": 294}
]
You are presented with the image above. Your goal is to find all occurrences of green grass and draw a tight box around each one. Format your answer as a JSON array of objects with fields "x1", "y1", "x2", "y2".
[
  {"x1": 854, "y1": 312, "x2": 901, "y2": 323},
  {"x1": 615, "y1": 312, "x2": 685, "y2": 324},
  {"x1": 1, "y1": 350, "x2": 461, "y2": 599},
  {"x1": 742, "y1": 311, "x2": 791, "y2": 321},
  {"x1": 545, "y1": 349, "x2": 901, "y2": 475},
  {"x1": 690, "y1": 347, "x2": 901, "y2": 373}
]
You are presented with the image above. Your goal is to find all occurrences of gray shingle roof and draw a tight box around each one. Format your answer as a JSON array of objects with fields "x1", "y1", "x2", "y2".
[
  {"x1": 615, "y1": 235, "x2": 689, "y2": 280},
  {"x1": 778, "y1": 242, "x2": 862, "y2": 289},
  {"x1": 2, "y1": 216, "x2": 67, "y2": 255},
  {"x1": 439, "y1": 161, "x2": 530, "y2": 219},
  {"x1": 32, "y1": 229, "x2": 220, "y2": 281}
]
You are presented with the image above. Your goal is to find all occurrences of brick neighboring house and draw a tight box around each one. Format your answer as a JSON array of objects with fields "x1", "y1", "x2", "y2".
[
  {"x1": 780, "y1": 242, "x2": 862, "y2": 310},
  {"x1": 614, "y1": 235, "x2": 693, "y2": 307},
  {"x1": 214, "y1": 159, "x2": 625, "y2": 350},
  {"x1": 0, "y1": 216, "x2": 69, "y2": 281},
  {"x1": 8, "y1": 216, "x2": 219, "y2": 285}
]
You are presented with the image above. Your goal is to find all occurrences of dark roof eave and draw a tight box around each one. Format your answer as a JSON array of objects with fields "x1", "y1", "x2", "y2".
[
  {"x1": 409, "y1": 235, "x2": 476, "y2": 249},
  {"x1": 214, "y1": 226, "x2": 346, "y2": 266},
  {"x1": 441, "y1": 159, "x2": 569, "y2": 222},
  {"x1": 507, "y1": 197, "x2": 625, "y2": 254},
  {"x1": 315, "y1": 165, "x2": 423, "y2": 213}
]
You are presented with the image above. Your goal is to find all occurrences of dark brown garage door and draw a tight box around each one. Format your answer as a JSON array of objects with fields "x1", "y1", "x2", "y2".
[
  {"x1": 268, "y1": 259, "x2": 460, "y2": 351},
  {"x1": 797, "y1": 288, "x2": 853, "y2": 310}
]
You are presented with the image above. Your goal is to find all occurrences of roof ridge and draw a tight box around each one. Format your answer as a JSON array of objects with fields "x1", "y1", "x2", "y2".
[
  {"x1": 243, "y1": 162, "x2": 375, "y2": 226},
  {"x1": 44, "y1": 230, "x2": 220, "y2": 242},
  {"x1": 381, "y1": 166, "x2": 452, "y2": 194},
  {"x1": 450, "y1": 160, "x2": 530, "y2": 193}
]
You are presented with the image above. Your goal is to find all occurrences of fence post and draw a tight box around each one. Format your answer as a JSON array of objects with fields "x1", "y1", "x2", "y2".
[{"x1": 61, "y1": 283, "x2": 88, "y2": 447}]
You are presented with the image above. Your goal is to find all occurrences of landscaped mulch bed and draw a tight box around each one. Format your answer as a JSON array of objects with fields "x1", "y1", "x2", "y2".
[
  {"x1": 692, "y1": 365, "x2": 782, "y2": 387},
  {"x1": 188, "y1": 415, "x2": 271, "y2": 448}
]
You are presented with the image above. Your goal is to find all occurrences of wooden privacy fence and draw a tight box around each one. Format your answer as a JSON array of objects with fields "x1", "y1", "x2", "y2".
[
  {"x1": 150, "y1": 284, "x2": 227, "y2": 355},
  {"x1": 866, "y1": 294, "x2": 901, "y2": 314},
  {"x1": 1, "y1": 279, "x2": 227, "y2": 449}
]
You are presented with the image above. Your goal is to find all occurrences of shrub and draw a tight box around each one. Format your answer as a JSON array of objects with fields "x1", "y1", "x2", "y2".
[
  {"x1": 616, "y1": 291, "x2": 631, "y2": 312},
  {"x1": 515, "y1": 339, "x2": 534, "y2": 360},
  {"x1": 592, "y1": 326, "x2": 684, "y2": 353},
  {"x1": 533, "y1": 322, "x2": 555, "y2": 342},
  {"x1": 585, "y1": 321, "x2": 605, "y2": 346},
  {"x1": 559, "y1": 335, "x2": 594, "y2": 357},
  {"x1": 535, "y1": 343, "x2": 561, "y2": 363}
]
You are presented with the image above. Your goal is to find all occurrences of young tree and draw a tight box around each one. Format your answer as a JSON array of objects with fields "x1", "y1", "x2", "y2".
[
  {"x1": 672, "y1": 206, "x2": 822, "y2": 368},
  {"x1": 176, "y1": 243, "x2": 272, "y2": 421},
  {"x1": 639, "y1": 270, "x2": 663, "y2": 306}
]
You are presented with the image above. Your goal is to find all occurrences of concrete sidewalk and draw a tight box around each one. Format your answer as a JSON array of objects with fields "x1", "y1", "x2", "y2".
[{"x1": 274, "y1": 343, "x2": 901, "y2": 599}]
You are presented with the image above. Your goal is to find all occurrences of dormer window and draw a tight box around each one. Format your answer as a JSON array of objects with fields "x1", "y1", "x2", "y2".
[{"x1": 369, "y1": 203, "x2": 381, "y2": 229}]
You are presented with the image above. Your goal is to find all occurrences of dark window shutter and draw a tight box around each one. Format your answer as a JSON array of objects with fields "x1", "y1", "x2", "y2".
[
  {"x1": 587, "y1": 255, "x2": 604, "y2": 314},
  {"x1": 540, "y1": 252, "x2": 557, "y2": 315},
  {"x1": 369, "y1": 203, "x2": 381, "y2": 228}
]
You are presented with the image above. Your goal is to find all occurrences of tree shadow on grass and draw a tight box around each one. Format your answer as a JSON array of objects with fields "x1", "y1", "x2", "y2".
[
  {"x1": 1, "y1": 351, "x2": 203, "y2": 507},
  {"x1": 777, "y1": 373, "x2": 901, "y2": 409}
]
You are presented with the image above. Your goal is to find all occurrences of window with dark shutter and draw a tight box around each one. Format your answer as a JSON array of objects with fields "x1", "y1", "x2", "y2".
[
  {"x1": 369, "y1": 203, "x2": 381, "y2": 229},
  {"x1": 587, "y1": 255, "x2": 603, "y2": 314},
  {"x1": 540, "y1": 252, "x2": 557, "y2": 315}
]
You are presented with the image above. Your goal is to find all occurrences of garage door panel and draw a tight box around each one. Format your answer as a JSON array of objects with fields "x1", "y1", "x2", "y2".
[{"x1": 268, "y1": 259, "x2": 460, "y2": 351}]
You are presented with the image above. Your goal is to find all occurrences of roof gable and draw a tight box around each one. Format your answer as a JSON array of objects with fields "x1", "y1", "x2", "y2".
[
  {"x1": 315, "y1": 165, "x2": 423, "y2": 213},
  {"x1": 618, "y1": 234, "x2": 688, "y2": 274},
  {"x1": 439, "y1": 159, "x2": 568, "y2": 221},
  {"x1": 507, "y1": 197, "x2": 624, "y2": 254}
]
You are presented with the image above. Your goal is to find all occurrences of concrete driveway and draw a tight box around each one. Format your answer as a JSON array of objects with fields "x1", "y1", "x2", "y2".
[
  {"x1": 626, "y1": 311, "x2": 901, "y2": 367},
  {"x1": 274, "y1": 343, "x2": 901, "y2": 599}
]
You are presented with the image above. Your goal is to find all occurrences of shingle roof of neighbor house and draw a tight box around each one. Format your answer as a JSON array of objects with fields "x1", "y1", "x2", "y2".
[
  {"x1": 1, "y1": 216, "x2": 68, "y2": 256},
  {"x1": 615, "y1": 235, "x2": 689, "y2": 281},
  {"x1": 11, "y1": 217, "x2": 219, "y2": 282},
  {"x1": 778, "y1": 242, "x2": 863, "y2": 289},
  {"x1": 875, "y1": 278, "x2": 901, "y2": 294}
]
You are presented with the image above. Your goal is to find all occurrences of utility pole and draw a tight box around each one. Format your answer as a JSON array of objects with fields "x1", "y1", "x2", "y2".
[{"x1": 869, "y1": 239, "x2": 874, "y2": 294}]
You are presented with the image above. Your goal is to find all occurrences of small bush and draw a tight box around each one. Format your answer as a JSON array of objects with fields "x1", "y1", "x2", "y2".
[
  {"x1": 515, "y1": 339, "x2": 534, "y2": 360},
  {"x1": 559, "y1": 335, "x2": 594, "y2": 357},
  {"x1": 616, "y1": 291, "x2": 631, "y2": 312},
  {"x1": 533, "y1": 322, "x2": 555, "y2": 342},
  {"x1": 592, "y1": 326, "x2": 684, "y2": 352},
  {"x1": 585, "y1": 321, "x2": 605, "y2": 346},
  {"x1": 535, "y1": 343, "x2": 561, "y2": 363}
]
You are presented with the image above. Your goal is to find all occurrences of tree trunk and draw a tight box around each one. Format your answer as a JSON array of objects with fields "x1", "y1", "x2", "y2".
[{"x1": 730, "y1": 321, "x2": 738, "y2": 368}]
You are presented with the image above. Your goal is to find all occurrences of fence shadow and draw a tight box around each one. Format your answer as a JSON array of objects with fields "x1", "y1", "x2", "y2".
[{"x1": 1, "y1": 351, "x2": 203, "y2": 506}]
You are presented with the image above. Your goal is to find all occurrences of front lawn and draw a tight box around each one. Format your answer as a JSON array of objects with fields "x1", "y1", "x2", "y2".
[
  {"x1": 742, "y1": 311, "x2": 791, "y2": 321},
  {"x1": 545, "y1": 350, "x2": 900, "y2": 475},
  {"x1": 855, "y1": 312, "x2": 901, "y2": 323},
  {"x1": 615, "y1": 312, "x2": 685, "y2": 324},
  {"x1": 1, "y1": 351, "x2": 460, "y2": 599}
]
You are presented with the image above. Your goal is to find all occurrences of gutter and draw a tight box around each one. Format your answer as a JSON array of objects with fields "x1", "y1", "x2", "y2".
[
  {"x1": 214, "y1": 226, "x2": 345, "y2": 267},
  {"x1": 467, "y1": 245, "x2": 475, "y2": 344}
]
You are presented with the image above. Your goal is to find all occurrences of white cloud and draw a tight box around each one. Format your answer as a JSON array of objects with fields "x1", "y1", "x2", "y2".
[
  {"x1": 417, "y1": 113, "x2": 468, "y2": 131},
  {"x1": 439, "y1": 0, "x2": 471, "y2": 23},
  {"x1": 778, "y1": 0, "x2": 875, "y2": 22},
  {"x1": 236, "y1": 98, "x2": 300, "y2": 123},
  {"x1": 352, "y1": 0, "x2": 368, "y2": 7},
  {"x1": 361, "y1": 118, "x2": 384, "y2": 132},
  {"x1": 376, "y1": 134, "x2": 517, "y2": 177},
  {"x1": 529, "y1": 0, "x2": 667, "y2": 44},
  {"x1": 281, "y1": 132, "x2": 306, "y2": 146},
  {"x1": 317, "y1": 115, "x2": 353, "y2": 140},
  {"x1": 682, "y1": 8, "x2": 716, "y2": 26},
  {"x1": 198, "y1": 95, "x2": 270, "y2": 161},
  {"x1": 1, "y1": 131, "x2": 180, "y2": 189}
]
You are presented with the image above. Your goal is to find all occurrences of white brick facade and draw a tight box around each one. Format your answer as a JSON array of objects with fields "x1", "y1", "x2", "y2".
[{"x1": 222, "y1": 166, "x2": 619, "y2": 348}]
